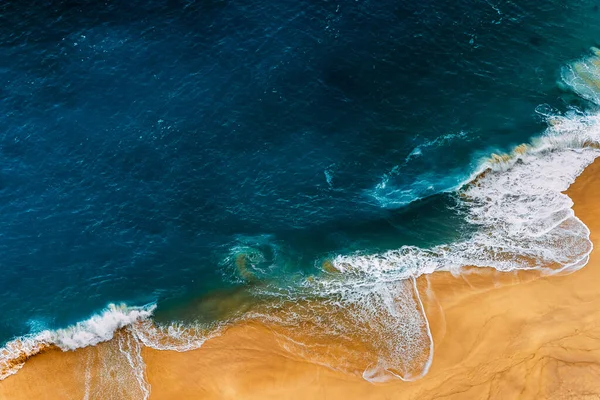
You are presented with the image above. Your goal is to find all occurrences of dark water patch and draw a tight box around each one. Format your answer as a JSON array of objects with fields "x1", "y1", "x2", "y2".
[{"x1": 2, "y1": 0, "x2": 600, "y2": 344}]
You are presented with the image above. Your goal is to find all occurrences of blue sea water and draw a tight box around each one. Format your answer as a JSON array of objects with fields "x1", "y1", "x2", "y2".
[{"x1": 1, "y1": 0, "x2": 600, "y2": 348}]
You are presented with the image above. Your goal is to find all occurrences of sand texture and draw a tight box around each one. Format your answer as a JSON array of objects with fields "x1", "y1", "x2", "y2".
[{"x1": 2, "y1": 160, "x2": 600, "y2": 399}]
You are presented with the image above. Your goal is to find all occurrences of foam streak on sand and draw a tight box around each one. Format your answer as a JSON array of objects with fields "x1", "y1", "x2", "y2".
[
  {"x1": 3, "y1": 157, "x2": 600, "y2": 399},
  {"x1": 5, "y1": 51, "x2": 600, "y2": 398},
  {"x1": 0, "y1": 304, "x2": 155, "y2": 380},
  {"x1": 2, "y1": 112, "x2": 600, "y2": 396},
  {"x1": 116, "y1": 331, "x2": 151, "y2": 400},
  {"x1": 360, "y1": 276, "x2": 435, "y2": 383},
  {"x1": 142, "y1": 150, "x2": 600, "y2": 399}
]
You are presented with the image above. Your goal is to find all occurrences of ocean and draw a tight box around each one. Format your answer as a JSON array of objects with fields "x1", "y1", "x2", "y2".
[{"x1": 2, "y1": 0, "x2": 600, "y2": 386}]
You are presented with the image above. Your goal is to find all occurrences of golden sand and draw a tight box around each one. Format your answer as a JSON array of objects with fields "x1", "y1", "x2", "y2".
[{"x1": 3, "y1": 160, "x2": 600, "y2": 399}]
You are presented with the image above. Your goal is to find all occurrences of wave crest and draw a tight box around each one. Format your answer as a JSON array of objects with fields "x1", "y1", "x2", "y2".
[
  {"x1": 4, "y1": 50, "x2": 600, "y2": 387},
  {"x1": 0, "y1": 303, "x2": 154, "y2": 380}
]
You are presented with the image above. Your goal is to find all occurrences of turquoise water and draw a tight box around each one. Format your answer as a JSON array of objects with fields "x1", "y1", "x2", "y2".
[{"x1": 3, "y1": 0, "x2": 600, "y2": 383}]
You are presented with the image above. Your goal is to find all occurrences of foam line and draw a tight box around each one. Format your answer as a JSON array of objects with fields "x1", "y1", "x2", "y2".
[
  {"x1": 0, "y1": 303, "x2": 155, "y2": 380},
  {"x1": 3, "y1": 48, "x2": 600, "y2": 388}
]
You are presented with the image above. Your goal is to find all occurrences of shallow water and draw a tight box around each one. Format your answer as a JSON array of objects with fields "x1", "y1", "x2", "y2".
[{"x1": 3, "y1": 0, "x2": 600, "y2": 382}]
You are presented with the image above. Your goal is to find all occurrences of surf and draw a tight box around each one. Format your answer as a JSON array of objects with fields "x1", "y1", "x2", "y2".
[{"x1": 3, "y1": 48, "x2": 600, "y2": 393}]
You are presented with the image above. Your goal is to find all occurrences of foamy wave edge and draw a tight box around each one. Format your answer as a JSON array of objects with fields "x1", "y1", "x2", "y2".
[
  {"x1": 312, "y1": 109, "x2": 600, "y2": 382},
  {"x1": 333, "y1": 111, "x2": 600, "y2": 278},
  {"x1": 2, "y1": 122, "x2": 599, "y2": 385},
  {"x1": 0, "y1": 303, "x2": 156, "y2": 380},
  {"x1": 4, "y1": 51, "x2": 600, "y2": 386}
]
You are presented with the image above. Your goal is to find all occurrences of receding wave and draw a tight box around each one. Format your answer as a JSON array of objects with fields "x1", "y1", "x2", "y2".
[
  {"x1": 3, "y1": 49, "x2": 600, "y2": 389},
  {"x1": 244, "y1": 112, "x2": 600, "y2": 381},
  {"x1": 0, "y1": 304, "x2": 155, "y2": 380}
]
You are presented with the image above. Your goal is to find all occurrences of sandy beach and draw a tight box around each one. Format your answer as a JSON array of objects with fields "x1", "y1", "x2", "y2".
[{"x1": 2, "y1": 158, "x2": 600, "y2": 399}]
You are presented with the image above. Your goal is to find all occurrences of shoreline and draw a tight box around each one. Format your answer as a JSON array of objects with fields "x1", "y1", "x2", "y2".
[{"x1": 2, "y1": 159, "x2": 600, "y2": 399}]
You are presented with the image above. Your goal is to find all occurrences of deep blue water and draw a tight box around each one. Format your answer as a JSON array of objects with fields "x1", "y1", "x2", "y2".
[{"x1": 1, "y1": 0, "x2": 600, "y2": 342}]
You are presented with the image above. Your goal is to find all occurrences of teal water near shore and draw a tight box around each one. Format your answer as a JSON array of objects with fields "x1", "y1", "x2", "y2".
[{"x1": 3, "y1": 0, "x2": 600, "y2": 384}]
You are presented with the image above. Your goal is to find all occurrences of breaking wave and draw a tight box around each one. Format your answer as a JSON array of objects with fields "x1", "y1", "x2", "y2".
[
  {"x1": 238, "y1": 49, "x2": 600, "y2": 381},
  {"x1": 3, "y1": 49, "x2": 600, "y2": 389},
  {"x1": 337, "y1": 117, "x2": 600, "y2": 279},
  {"x1": 0, "y1": 304, "x2": 155, "y2": 380},
  {"x1": 252, "y1": 118, "x2": 600, "y2": 381}
]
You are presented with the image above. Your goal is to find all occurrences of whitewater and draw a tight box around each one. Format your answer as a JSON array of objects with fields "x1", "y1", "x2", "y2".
[{"x1": 3, "y1": 49, "x2": 600, "y2": 394}]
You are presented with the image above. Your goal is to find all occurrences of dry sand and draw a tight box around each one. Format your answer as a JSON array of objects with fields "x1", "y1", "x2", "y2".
[{"x1": 2, "y1": 159, "x2": 600, "y2": 399}]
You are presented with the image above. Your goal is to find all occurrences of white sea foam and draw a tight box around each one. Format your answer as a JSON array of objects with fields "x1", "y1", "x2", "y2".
[
  {"x1": 335, "y1": 114, "x2": 600, "y2": 279},
  {"x1": 165, "y1": 101, "x2": 600, "y2": 382},
  {"x1": 132, "y1": 320, "x2": 224, "y2": 352},
  {"x1": 3, "y1": 51, "x2": 600, "y2": 388},
  {"x1": 80, "y1": 328, "x2": 152, "y2": 400},
  {"x1": 298, "y1": 53, "x2": 600, "y2": 380},
  {"x1": 251, "y1": 274, "x2": 434, "y2": 382},
  {"x1": 117, "y1": 330, "x2": 151, "y2": 400},
  {"x1": 0, "y1": 303, "x2": 155, "y2": 380},
  {"x1": 293, "y1": 50, "x2": 600, "y2": 380},
  {"x1": 279, "y1": 117, "x2": 597, "y2": 381}
]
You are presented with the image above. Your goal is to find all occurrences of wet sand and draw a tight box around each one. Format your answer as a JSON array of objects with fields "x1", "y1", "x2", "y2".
[{"x1": 2, "y1": 159, "x2": 600, "y2": 399}]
